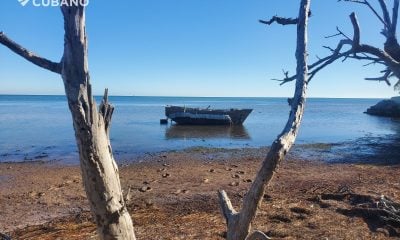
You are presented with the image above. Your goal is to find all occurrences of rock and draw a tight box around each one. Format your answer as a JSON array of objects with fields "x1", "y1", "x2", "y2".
[
  {"x1": 243, "y1": 179, "x2": 252, "y2": 183},
  {"x1": 209, "y1": 169, "x2": 215, "y2": 173},
  {"x1": 176, "y1": 189, "x2": 189, "y2": 194},
  {"x1": 203, "y1": 178, "x2": 209, "y2": 183},
  {"x1": 236, "y1": 170, "x2": 245, "y2": 175},
  {"x1": 225, "y1": 167, "x2": 232, "y2": 171},
  {"x1": 139, "y1": 186, "x2": 152, "y2": 192},
  {"x1": 162, "y1": 173, "x2": 170, "y2": 178},
  {"x1": 232, "y1": 174, "x2": 240, "y2": 179},
  {"x1": 229, "y1": 181, "x2": 239, "y2": 186},
  {"x1": 365, "y1": 97, "x2": 400, "y2": 118}
]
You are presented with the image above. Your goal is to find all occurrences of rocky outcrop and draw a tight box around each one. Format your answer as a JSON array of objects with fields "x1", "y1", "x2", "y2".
[{"x1": 365, "y1": 97, "x2": 400, "y2": 118}]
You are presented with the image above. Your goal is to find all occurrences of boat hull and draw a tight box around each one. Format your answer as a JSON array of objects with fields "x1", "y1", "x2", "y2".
[{"x1": 165, "y1": 106, "x2": 252, "y2": 125}]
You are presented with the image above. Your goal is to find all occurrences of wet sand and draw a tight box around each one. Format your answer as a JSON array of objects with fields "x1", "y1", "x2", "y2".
[{"x1": 1, "y1": 147, "x2": 400, "y2": 239}]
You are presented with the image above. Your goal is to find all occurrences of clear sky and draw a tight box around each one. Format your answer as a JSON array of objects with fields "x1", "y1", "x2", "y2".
[{"x1": 0, "y1": 0, "x2": 398, "y2": 98}]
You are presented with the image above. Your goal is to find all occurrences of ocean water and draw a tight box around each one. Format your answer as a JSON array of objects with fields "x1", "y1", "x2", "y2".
[{"x1": 0, "y1": 95, "x2": 399, "y2": 163}]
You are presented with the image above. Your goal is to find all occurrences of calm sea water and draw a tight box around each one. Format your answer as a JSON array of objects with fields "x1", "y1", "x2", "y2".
[{"x1": 0, "y1": 95, "x2": 399, "y2": 163}]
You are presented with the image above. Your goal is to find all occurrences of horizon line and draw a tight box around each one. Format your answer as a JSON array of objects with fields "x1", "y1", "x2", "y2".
[{"x1": 0, "y1": 93, "x2": 389, "y2": 99}]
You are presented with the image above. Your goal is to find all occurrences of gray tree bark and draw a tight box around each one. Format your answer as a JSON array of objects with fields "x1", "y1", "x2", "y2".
[
  {"x1": 0, "y1": 4, "x2": 136, "y2": 240},
  {"x1": 218, "y1": 0, "x2": 311, "y2": 239}
]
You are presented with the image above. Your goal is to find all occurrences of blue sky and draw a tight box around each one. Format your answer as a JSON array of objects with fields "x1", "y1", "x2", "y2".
[{"x1": 0, "y1": 0, "x2": 397, "y2": 98}]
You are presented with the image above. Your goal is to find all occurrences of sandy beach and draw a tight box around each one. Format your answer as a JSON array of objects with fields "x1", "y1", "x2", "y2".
[{"x1": 1, "y1": 146, "x2": 399, "y2": 239}]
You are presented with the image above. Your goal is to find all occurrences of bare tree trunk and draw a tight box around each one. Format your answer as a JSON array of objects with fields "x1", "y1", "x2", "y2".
[
  {"x1": 60, "y1": 6, "x2": 136, "y2": 240},
  {"x1": 218, "y1": 0, "x2": 311, "y2": 239},
  {"x1": 0, "y1": 4, "x2": 136, "y2": 240}
]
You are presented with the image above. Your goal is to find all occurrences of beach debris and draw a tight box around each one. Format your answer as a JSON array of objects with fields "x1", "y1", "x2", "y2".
[
  {"x1": 232, "y1": 174, "x2": 241, "y2": 179},
  {"x1": 0, "y1": 232, "x2": 11, "y2": 240},
  {"x1": 139, "y1": 186, "x2": 152, "y2": 192},
  {"x1": 162, "y1": 173, "x2": 170, "y2": 178},
  {"x1": 229, "y1": 182, "x2": 239, "y2": 187},
  {"x1": 176, "y1": 189, "x2": 189, "y2": 194},
  {"x1": 145, "y1": 199, "x2": 154, "y2": 207}
]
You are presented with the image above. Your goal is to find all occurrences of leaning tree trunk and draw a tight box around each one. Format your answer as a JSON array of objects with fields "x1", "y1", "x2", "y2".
[
  {"x1": 60, "y1": 6, "x2": 136, "y2": 240},
  {"x1": 0, "y1": 3, "x2": 136, "y2": 240},
  {"x1": 218, "y1": 0, "x2": 311, "y2": 239}
]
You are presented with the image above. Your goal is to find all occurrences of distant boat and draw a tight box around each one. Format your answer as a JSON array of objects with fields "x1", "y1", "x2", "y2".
[{"x1": 165, "y1": 106, "x2": 252, "y2": 125}]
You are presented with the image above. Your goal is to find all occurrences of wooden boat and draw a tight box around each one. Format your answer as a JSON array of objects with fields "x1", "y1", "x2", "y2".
[{"x1": 165, "y1": 106, "x2": 252, "y2": 125}]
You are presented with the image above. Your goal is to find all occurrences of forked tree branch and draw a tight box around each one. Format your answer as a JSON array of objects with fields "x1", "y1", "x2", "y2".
[
  {"x1": 219, "y1": 1, "x2": 311, "y2": 239},
  {"x1": 276, "y1": 11, "x2": 400, "y2": 86},
  {"x1": 0, "y1": 32, "x2": 61, "y2": 74}
]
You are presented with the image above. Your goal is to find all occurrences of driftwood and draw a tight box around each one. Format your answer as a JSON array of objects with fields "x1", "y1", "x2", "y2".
[
  {"x1": 218, "y1": 0, "x2": 311, "y2": 239},
  {"x1": 0, "y1": 3, "x2": 136, "y2": 240},
  {"x1": 316, "y1": 192, "x2": 400, "y2": 236}
]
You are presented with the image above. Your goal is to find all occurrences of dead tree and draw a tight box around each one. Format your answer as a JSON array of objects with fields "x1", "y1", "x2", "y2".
[
  {"x1": 271, "y1": 0, "x2": 400, "y2": 91},
  {"x1": 0, "y1": 4, "x2": 136, "y2": 240},
  {"x1": 218, "y1": 0, "x2": 311, "y2": 239}
]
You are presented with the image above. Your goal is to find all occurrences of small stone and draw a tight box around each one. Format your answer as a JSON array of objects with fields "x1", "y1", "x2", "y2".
[
  {"x1": 162, "y1": 173, "x2": 170, "y2": 178},
  {"x1": 139, "y1": 186, "x2": 152, "y2": 192},
  {"x1": 232, "y1": 174, "x2": 240, "y2": 179},
  {"x1": 243, "y1": 179, "x2": 252, "y2": 183},
  {"x1": 145, "y1": 199, "x2": 154, "y2": 207},
  {"x1": 162, "y1": 163, "x2": 170, "y2": 167},
  {"x1": 236, "y1": 170, "x2": 245, "y2": 175},
  {"x1": 225, "y1": 167, "x2": 232, "y2": 171},
  {"x1": 209, "y1": 169, "x2": 215, "y2": 173},
  {"x1": 203, "y1": 178, "x2": 209, "y2": 183},
  {"x1": 229, "y1": 182, "x2": 239, "y2": 187},
  {"x1": 157, "y1": 168, "x2": 166, "y2": 172}
]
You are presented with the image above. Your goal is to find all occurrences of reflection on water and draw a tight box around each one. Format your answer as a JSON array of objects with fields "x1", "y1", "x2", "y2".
[{"x1": 165, "y1": 125, "x2": 251, "y2": 139}]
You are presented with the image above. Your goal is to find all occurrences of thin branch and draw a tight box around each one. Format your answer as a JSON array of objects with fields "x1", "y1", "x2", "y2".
[
  {"x1": 378, "y1": 0, "x2": 392, "y2": 28},
  {"x1": 218, "y1": 190, "x2": 237, "y2": 221},
  {"x1": 0, "y1": 32, "x2": 61, "y2": 74},
  {"x1": 259, "y1": 11, "x2": 311, "y2": 26},
  {"x1": 365, "y1": 69, "x2": 392, "y2": 86},
  {"x1": 339, "y1": 0, "x2": 387, "y2": 27},
  {"x1": 259, "y1": 16, "x2": 298, "y2": 25},
  {"x1": 350, "y1": 12, "x2": 360, "y2": 48},
  {"x1": 392, "y1": 0, "x2": 399, "y2": 35}
]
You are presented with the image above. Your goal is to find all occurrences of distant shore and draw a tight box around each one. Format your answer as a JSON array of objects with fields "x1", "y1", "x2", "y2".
[{"x1": 1, "y1": 145, "x2": 400, "y2": 239}]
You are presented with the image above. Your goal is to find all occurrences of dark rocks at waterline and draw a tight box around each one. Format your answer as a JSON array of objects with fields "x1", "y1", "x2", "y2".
[{"x1": 365, "y1": 97, "x2": 400, "y2": 118}]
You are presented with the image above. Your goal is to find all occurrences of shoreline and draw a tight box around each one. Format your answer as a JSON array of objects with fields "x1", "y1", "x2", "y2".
[{"x1": 1, "y1": 146, "x2": 400, "y2": 239}]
